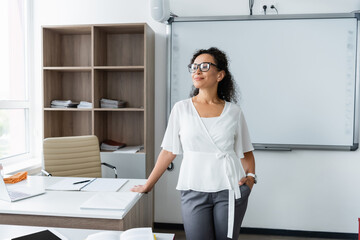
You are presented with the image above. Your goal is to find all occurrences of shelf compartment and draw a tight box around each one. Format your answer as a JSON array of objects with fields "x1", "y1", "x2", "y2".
[
  {"x1": 43, "y1": 70, "x2": 92, "y2": 108},
  {"x1": 94, "y1": 111, "x2": 144, "y2": 147},
  {"x1": 94, "y1": 25, "x2": 144, "y2": 66},
  {"x1": 44, "y1": 111, "x2": 92, "y2": 138},
  {"x1": 94, "y1": 69, "x2": 144, "y2": 108},
  {"x1": 43, "y1": 26, "x2": 92, "y2": 67}
]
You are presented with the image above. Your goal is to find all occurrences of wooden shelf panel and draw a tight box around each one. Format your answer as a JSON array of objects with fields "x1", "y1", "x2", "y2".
[
  {"x1": 43, "y1": 108, "x2": 144, "y2": 111},
  {"x1": 94, "y1": 111, "x2": 144, "y2": 146},
  {"x1": 43, "y1": 70, "x2": 92, "y2": 108},
  {"x1": 94, "y1": 24, "x2": 145, "y2": 34},
  {"x1": 94, "y1": 108, "x2": 144, "y2": 111},
  {"x1": 44, "y1": 108, "x2": 92, "y2": 111},
  {"x1": 94, "y1": 26, "x2": 144, "y2": 66},
  {"x1": 94, "y1": 66, "x2": 144, "y2": 71},
  {"x1": 43, "y1": 67, "x2": 92, "y2": 71},
  {"x1": 44, "y1": 111, "x2": 92, "y2": 138},
  {"x1": 43, "y1": 27, "x2": 92, "y2": 67},
  {"x1": 42, "y1": 26, "x2": 92, "y2": 34},
  {"x1": 94, "y1": 70, "x2": 144, "y2": 108}
]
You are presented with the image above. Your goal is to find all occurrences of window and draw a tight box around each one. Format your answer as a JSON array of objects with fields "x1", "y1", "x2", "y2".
[{"x1": 0, "y1": 0, "x2": 29, "y2": 161}]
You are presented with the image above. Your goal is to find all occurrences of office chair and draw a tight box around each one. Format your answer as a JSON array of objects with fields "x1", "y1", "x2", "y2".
[{"x1": 42, "y1": 135, "x2": 117, "y2": 178}]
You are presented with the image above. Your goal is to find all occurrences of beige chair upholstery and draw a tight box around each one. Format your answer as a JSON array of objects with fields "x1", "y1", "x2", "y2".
[{"x1": 43, "y1": 135, "x2": 113, "y2": 178}]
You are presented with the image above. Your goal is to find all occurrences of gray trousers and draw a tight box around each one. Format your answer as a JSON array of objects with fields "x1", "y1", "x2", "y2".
[{"x1": 180, "y1": 185, "x2": 251, "y2": 240}]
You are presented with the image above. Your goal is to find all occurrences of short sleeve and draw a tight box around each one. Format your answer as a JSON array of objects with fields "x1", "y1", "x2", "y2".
[
  {"x1": 234, "y1": 110, "x2": 254, "y2": 158},
  {"x1": 161, "y1": 103, "x2": 183, "y2": 154}
]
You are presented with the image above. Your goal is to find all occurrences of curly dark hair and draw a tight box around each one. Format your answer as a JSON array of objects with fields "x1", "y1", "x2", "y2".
[{"x1": 189, "y1": 47, "x2": 238, "y2": 103}]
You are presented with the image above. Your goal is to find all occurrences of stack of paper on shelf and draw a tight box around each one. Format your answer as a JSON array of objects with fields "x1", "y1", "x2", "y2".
[
  {"x1": 51, "y1": 100, "x2": 79, "y2": 108},
  {"x1": 100, "y1": 98, "x2": 126, "y2": 108},
  {"x1": 77, "y1": 101, "x2": 93, "y2": 108},
  {"x1": 100, "y1": 139, "x2": 126, "y2": 151},
  {"x1": 114, "y1": 145, "x2": 144, "y2": 153}
]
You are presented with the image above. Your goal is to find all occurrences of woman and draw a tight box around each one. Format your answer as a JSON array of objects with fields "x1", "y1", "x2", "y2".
[{"x1": 131, "y1": 47, "x2": 256, "y2": 240}]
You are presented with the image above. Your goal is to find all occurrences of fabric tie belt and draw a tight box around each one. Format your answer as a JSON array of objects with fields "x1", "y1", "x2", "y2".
[{"x1": 216, "y1": 152, "x2": 241, "y2": 239}]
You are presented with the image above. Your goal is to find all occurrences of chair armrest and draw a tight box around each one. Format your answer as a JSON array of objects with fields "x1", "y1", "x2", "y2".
[
  {"x1": 101, "y1": 162, "x2": 118, "y2": 178},
  {"x1": 41, "y1": 169, "x2": 52, "y2": 177}
]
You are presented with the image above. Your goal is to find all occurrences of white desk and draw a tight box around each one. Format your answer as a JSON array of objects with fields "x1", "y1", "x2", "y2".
[
  {"x1": 0, "y1": 176, "x2": 153, "y2": 230},
  {"x1": 0, "y1": 225, "x2": 174, "y2": 240}
]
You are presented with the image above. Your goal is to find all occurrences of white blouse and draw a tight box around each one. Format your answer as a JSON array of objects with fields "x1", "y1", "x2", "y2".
[
  {"x1": 161, "y1": 98, "x2": 254, "y2": 238},
  {"x1": 200, "y1": 116, "x2": 218, "y2": 131}
]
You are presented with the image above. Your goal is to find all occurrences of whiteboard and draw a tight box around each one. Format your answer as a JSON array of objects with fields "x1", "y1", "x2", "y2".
[{"x1": 169, "y1": 15, "x2": 359, "y2": 150}]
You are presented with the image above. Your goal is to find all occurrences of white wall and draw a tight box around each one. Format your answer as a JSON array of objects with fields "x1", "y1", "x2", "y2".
[{"x1": 32, "y1": 0, "x2": 360, "y2": 234}]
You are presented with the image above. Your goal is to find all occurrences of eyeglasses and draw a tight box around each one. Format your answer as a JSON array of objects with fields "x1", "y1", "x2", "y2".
[{"x1": 187, "y1": 62, "x2": 218, "y2": 73}]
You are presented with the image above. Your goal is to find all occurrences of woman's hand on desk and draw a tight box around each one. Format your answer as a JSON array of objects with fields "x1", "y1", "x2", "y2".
[
  {"x1": 131, "y1": 150, "x2": 176, "y2": 193},
  {"x1": 131, "y1": 184, "x2": 151, "y2": 193}
]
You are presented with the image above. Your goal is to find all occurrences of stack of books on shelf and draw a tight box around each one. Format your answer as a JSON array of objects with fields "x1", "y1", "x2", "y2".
[
  {"x1": 100, "y1": 139, "x2": 126, "y2": 151},
  {"x1": 77, "y1": 101, "x2": 93, "y2": 108},
  {"x1": 100, "y1": 98, "x2": 126, "y2": 108},
  {"x1": 51, "y1": 100, "x2": 79, "y2": 108}
]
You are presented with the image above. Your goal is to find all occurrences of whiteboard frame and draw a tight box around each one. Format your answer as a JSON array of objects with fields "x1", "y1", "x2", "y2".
[{"x1": 166, "y1": 13, "x2": 360, "y2": 151}]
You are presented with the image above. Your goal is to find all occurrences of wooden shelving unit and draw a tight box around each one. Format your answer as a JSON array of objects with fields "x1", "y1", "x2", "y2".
[{"x1": 42, "y1": 23, "x2": 155, "y2": 178}]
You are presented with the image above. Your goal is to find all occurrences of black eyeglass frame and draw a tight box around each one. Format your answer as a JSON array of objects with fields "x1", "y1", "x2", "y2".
[{"x1": 187, "y1": 62, "x2": 218, "y2": 73}]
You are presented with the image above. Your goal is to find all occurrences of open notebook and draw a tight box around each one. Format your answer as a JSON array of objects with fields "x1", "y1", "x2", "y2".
[{"x1": 86, "y1": 228, "x2": 155, "y2": 240}]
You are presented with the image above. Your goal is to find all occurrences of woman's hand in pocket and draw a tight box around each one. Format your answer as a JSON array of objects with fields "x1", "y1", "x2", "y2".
[{"x1": 238, "y1": 177, "x2": 254, "y2": 190}]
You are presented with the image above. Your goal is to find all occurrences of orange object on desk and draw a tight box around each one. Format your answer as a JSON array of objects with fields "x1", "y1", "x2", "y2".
[{"x1": 4, "y1": 171, "x2": 27, "y2": 184}]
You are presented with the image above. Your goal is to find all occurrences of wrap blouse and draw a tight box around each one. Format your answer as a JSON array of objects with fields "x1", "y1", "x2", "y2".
[{"x1": 161, "y1": 98, "x2": 254, "y2": 238}]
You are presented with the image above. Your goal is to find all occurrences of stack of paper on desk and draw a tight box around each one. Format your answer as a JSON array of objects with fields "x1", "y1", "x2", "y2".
[
  {"x1": 120, "y1": 228, "x2": 154, "y2": 240},
  {"x1": 86, "y1": 228, "x2": 154, "y2": 240},
  {"x1": 80, "y1": 192, "x2": 140, "y2": 211},
  {"x1": 46, "y1": 178, "x2": 128, "y2": 192}
]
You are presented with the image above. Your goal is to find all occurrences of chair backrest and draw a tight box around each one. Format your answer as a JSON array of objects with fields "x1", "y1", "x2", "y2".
[{"x1": 43, "y1": 135, "x2": 102, "y2": 178}]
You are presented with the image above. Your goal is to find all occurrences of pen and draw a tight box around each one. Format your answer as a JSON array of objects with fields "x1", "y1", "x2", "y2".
[{"x1": 73, "y1": 180, "x2": 91, "y2": 185}]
